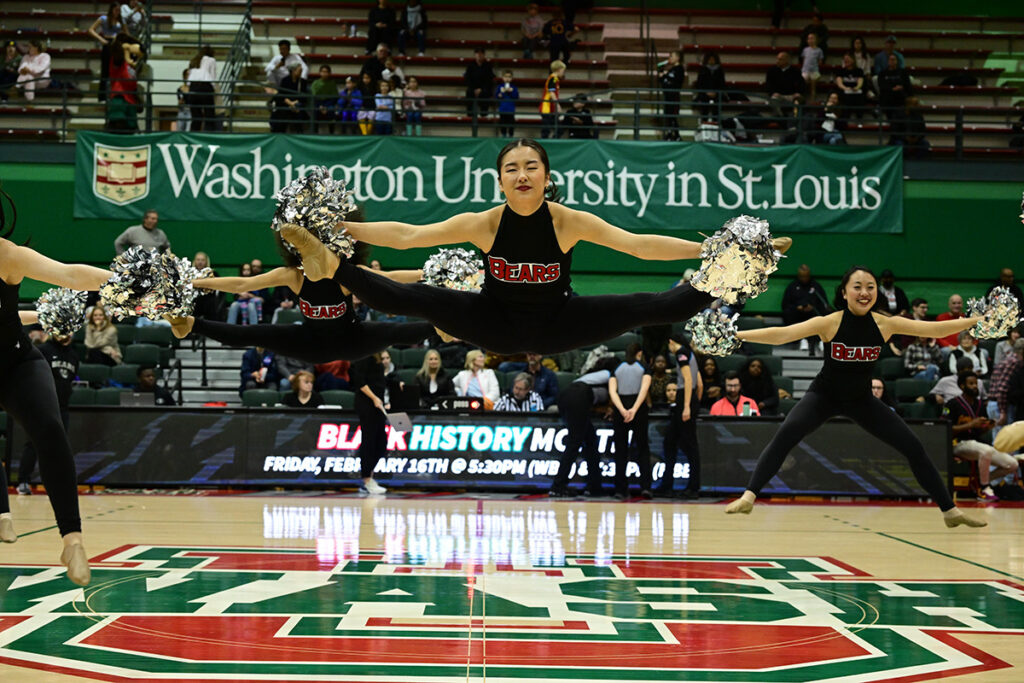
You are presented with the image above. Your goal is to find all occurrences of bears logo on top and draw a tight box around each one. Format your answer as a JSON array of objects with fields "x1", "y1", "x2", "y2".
[
  {"x1": 830, "y1": 342, "x2": 881, "y2": 362},
  {"x1": 488, "y1": 256, "x2": 561, "y2": 284},
  {"x1": 299, "y1": 299, "x2": 347, "y2": 319}
]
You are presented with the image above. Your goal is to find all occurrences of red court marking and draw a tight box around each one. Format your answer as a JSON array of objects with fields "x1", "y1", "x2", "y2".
[
  {"x1": 179, "y1": 552, "x2": 338, "y2": 571},
  {"x1": 0, "y1": 617, "x2": 31, "y2": 634},
  {"x1": 365, "y1": 617, "x2": 590, "y2": 631},
  {"x1": 575, "y1": 558, "x2": 778, "y2": 579},
  {"x1": 394, "y1": 562, "x2": 563, "y2": 576},
  {"x1": 79, "y1": 617, "x2": 864, "y2": 669},
  {"x1": 867, "y1": 630, "x2": 1012, "y2": 683}
]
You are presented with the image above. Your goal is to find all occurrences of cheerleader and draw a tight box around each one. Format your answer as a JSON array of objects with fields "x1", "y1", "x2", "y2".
[{"x1": 725, "y1": 266, "x2": 986, "y2": 528}]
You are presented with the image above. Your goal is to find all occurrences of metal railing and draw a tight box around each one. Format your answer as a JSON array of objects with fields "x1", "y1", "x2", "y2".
[
  {"x1": 218, "y1": 2, "x2": 253, "y2": 130},
  {"x1": 5, "y1": 76, "x2": 1024, "y2": 157}
]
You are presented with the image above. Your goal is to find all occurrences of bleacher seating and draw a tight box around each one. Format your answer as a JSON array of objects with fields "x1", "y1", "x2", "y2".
[
  {"x1": 242, "y1": 389, "x2": 281, "y2": 406},
  {"x1": 320, "y1": 389, "x2": 355, "y2": 408}
]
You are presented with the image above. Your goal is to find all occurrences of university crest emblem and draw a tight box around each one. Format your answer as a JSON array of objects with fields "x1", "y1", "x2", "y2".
[{"x1": 93, "y1": 143, "x2": 150, "y2": 206}]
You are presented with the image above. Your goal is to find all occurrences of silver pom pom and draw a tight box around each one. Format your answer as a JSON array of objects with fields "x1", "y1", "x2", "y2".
[
  {"x1": 690, "y1": 215, "x2": 782, "y2": 304},
  {"x1": 579, "y1": 345, "x2": 615, "y2": 374},
  {"x1": 685, "y1": 310, "x2": 742, "y2": 356},
  {"x1": 100, "y1": 247, "x2": 212, "y2": 320},
  {"x1": 36, "y1": 287, "x2": 87, "y2": 337},
  {"x1": 271, "y1": 166, "x2": 357, "y2": 260},
  {"x1": 966, "y1": 286, "x2": 1022, "y2": 339},
  {"x1": 423, "y1": 248, "x2": 483, "y2": 291}
]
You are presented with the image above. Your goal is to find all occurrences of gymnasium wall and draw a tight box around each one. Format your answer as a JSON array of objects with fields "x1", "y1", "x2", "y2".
[{"x1": 0, "y1": 160, "x2": 1017, "y2": 313}]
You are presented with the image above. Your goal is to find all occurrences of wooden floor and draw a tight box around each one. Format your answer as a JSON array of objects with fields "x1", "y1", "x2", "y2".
[{"x1": 1, "y1": 492, "x2": 1023, "y2": 682}]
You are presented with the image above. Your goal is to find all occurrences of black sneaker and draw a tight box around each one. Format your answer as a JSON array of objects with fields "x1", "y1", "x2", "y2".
[
  {"x1": 680, "y1": 489, "x2": 700, "y2": 500},
  {"x1": 613, "y1": 490, "x2": 628, "y2": 501},
  {"x1": 548, "y1": 487, "x2": 570, "y2": 498},
  {"x1": 640, "y1": 489, "x2": 653, "y2": 500},
  {"x1": 582, "y1": 488, "x2": 604, "y2": 498}
]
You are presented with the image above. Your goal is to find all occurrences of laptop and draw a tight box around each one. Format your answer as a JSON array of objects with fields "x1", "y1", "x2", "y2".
[
  {"x1": 119, "y1": 392, "x2": 155, "y2": 407},
  {"x1": 386, "y1": 411, "x2": 413, "y2": 434}
]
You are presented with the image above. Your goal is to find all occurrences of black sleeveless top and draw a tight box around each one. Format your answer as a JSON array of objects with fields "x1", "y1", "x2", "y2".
[
  {"x1": 297, "y1": 277, "x2": 355, "y2": 326},
  {"x1": 0, "y1": 278, "x2": 33, "y2": 367},
  {"x1": 810, "y1": 309, "x2": 885, "y2": 400},
  {"x1": 482, "y1": 202, "x2": 573, "y2": 308}
]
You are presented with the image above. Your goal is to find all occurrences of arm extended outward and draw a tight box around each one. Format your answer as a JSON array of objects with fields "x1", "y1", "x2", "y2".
[
  {"x1": 736, "y1": 313, "x2": 839, "y2": 347},
  {"x1": 6, "y1": 244, "x2": 113, "y2": 291},
  {"x1": 878, "y1": 315, "x2": 981, "y2": 341},
  {"x1": 193, "y1": 267, "x2": 300, "y2": 294},
  {"x1": 555, "y1": 204, "x2": 702, "y2": 260},
  {"x1": 339, "y1": 211, "x2": 493, "y2": 251}
]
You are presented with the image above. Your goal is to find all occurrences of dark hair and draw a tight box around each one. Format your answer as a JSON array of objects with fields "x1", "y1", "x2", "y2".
[
  {"x1": 0, "y1": 188, "x2": 17, "y2": 240},
  {"x1": 495, "y1": 138, "x2": 561, "y2": 203},
  {"x1": 136, "y1": 365, "x2": 156, "y2": 377},
  {"x1": 624, "y1": 342, "x2": 643, "y2": 363},
  {"x1": 955, "y1": 357, "x2": 974, "y2": 373},
  {"x1": 594, "y1": 356, "x2": 620, "y2": 373},
  {"x1": 702, "y1": 51, "x2": 720, "y2": 66},
  {"x1": 956, "y1": 370, "x2": 978, "y2": 388},
  {"x1": 724, "y1": 370, "x2": 740, "y2": 382},
  {"x1": 320, "y1": 64, "x2": 331, "y2": 72},
  {"x1": 668, "y1": 332, "x2": 688, "y2": 346},
  {"x1": 850, "y1": 35, "x2": 869, "y2": 58},
  {"x1": 911, "y1": 297, "x2": 927, "y2": 308},
  {"x1": 745, "y1": 357, "x2": 769, "y2": 375},
  {"x1": 832, "y1": 265, "x2": 877, "y2": 310},
  {"x1": 880, "y1": 268, "x2": 894, "y2": 278},
  {"x1": 278, "y1": 39, "x2": 291, "y2": 48}
]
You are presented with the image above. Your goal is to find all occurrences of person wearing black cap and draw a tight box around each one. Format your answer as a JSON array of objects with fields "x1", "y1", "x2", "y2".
[
  {"x1": 561, "y1": 94, "x2": 596, "y2": 139},
  {"x1": 872, "y1": 35, "x2": 904, "y2": 75},
  {"x1": 875, "y1": 269, "x2": 909, "y2": 317}
]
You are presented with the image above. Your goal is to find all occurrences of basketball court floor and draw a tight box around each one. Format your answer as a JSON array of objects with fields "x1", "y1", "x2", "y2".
[{"x1": 1, "y1": 492, "x2": 1023, "y2": 682}]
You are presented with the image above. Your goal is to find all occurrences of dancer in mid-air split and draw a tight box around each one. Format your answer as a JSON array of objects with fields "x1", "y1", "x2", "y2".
[
  {"x1": 166, "y1": 232, "x2": 434, "y2": 361},
  {"x1": 0, "y1": 189, "x2": 111, "y2": 584},
  {"x1": 725, "y1": 266, "x2": 987, "y2": 528},
  {"x1": 278, "y1": 138, "x2": 792, "y2": 355}
]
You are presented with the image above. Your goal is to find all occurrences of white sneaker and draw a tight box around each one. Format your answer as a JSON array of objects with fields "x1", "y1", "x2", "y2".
[
  {"x1": 799, "y1": 339, "x2": 809, "y2": 351},
  {"x1": 361, "y1": 480, "x2": 387, "y2": 495},
  {"x1": 16, "y1": 482, "x2": 31, "y2": 495}
]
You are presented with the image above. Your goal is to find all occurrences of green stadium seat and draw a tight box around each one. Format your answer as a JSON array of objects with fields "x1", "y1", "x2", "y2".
[
  {"x1": 735, "y1": 317, "x2": 767, "y2": 331},
  {"x1": 77, "y1": 363, "x2": 110, "y2": 386},
  {"x1": 95, "y1": 387, "x2": 127, "y2": 405},
  {"x1": 110, "y1": 364, "x2": 141, "y2": 386},
  {"x1": 320, "y1": 390, "x2": 355, "y2": 408},
  {"x1": 115, "y1": 324, "x2": 136, "y2": 345},
  {"x1": 752, "y1": 355, "x2": 783, "y2": 376},
  {"x1": 554, "y1": 371, "x2": 575, "y2": 393},
  {"x1": 779, "y1": 398, "x2": 799, "y2": 415},
  {"x1": 397, "y1": 368, "x2": 419, "y2": 385},
  {"x1": 134, "y1": 325, "x2": 174, "y2": 347},
  {"x1": 274, "y1": 308, "x2": 303, "y2": 325},
  {"x1": 242, "y1": 389, "x2": 282, "y2": 407},
  {"x1": 716, "y1": 355, "x2": 747, "y2": 374},
  {"x1": 892, "y1": 378, "x2": 935, "y2": 402},
  {"x1": 69, "y1": 387, "x2": 97, "y2": 406},
  {"x1": 605, "y1": 332, "x2": 639, "y2": 352},
  {"x1": 775, "y1": 376, "x2": 794, "y2": 395},
  {"x1": 901, "y1": 401, "x2": 941, "y2": 419},
  {"x1": 72, "y1": 328, "x2": 85, "y2": 343},
  {"x1": 400, "y1": 347, "x2": 427, "y2": 370},
  {"x1": 124, "y1": 343, "x2": 161, "y2": 366},
  {"x1": 878, "y1": 357, "x2": 905, "y2": 380},
  {"x1": 743, "y1": 342, "x2": 774, "y2": 356}
]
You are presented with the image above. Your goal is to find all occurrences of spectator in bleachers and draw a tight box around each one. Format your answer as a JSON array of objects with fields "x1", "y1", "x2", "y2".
[
  {"x1": 936, "y1": 294, "x2": 965, "y2": 350},
  {"x1": 374, "y1": 80, "x2": 395, "y2": 135},
  {"x1": 872, "y1": 35, "x2": 904, "y2": 76},
  {"x1": 765, "y1": 52, "x2": 805, "y2": 117},
  {"x1": 904, "y1": 336, "x2": 942, "y2": 381},
  {"x1": 610, "y1": 342, "x2": 653, "y2": 499},
  {"x1": 891, "y1": 96, "x2": 929, "y2": 157},
  {"x1": 561, "y1": 94, "x2": 596, "y2": 139},
  {"x1": 498, "y1": 352, "x2": 558, "y2": 409},
  {"x1": 453, "y1": 350, "x2": 500, "y2": 408},
  {"x1": 191, "y1": 252, "x2": 225, "y2": 321},
  {"x1": 85, "y1": 305, "x2": 122, "y2": 366},
  {"x1": 647, "y1": 353, "x2": 674, "y2": 407},
  {"x1": 693, "y1": 51, "x2": 726, "y2": 120},
  {"x1": 401, "y1": 76, "x2": 426, "y2": 136},
  {"x1": 653, "y1": 380, "x2": 676, "y2": 412},
  {"x1": 875, "y1": 269, "x2": 909, "y2": 317},
  {"x1": 929, "y1": 357, "x2": 982, "y2": 406},
  {"x1": 994, "y1": 326, "x2": 1022, "y2": 369},
  {"x1": 269, "y1": 285, "x2": 298, "y2": 324},
  {"x1": 1010, "y1": 104, "x2": 1024, "y2": 150},
  {"x1": 311, "y1": 65, "x2": 339, "y2": 134},
  {"x1": 494, "y1": 373, "x2": 545, "y2": 412},
  {"x1": 357, "y1": 72, "x2": 377, "y2": 134},
  {"x1": 226, "y1": 262, "x2": 263, "y2": 326},
  {"x1": 269, "y1": 64, "x2": 310, "y2": 133},
  {"x1": 658, "y1": 50, "x2": 685, "y2": 141},
  {"x1": 699, "y1": 356, "x2": 723, "y2": 410},
  {"x1": 495, "y1": 70, "x2": 519, "y2": 137},
  {"x1": 121, "y1": 0, "x2": 146, "y2": 38},
  {"x1": 1, "y1": 41, "x2": 21, "y2": 103},
  {"x1": 850, "y1": 37, "x2": 871, "y2": 76},
  {"x1": 366, "y1": 0, "x2": 398, "y2": 55},
  {"x1": 185, "y1": 45, "x2": 217, "y2": 131},
  {"x1": 540, "y1": 60, "x2": 565, "y2": 138},
  {"x1": 710, "y1": 371, "x2": 760, "y2": 416},
  {"x1": 739, "y1": 358, "x2": 779, "y2": 415},
  {"x1": 281, "y1": 370, "x2": 324, "y2": 408},
  {"x1": 265, "y1": 39, "x2": 308, "y2": 88},
  {"x1": 337, "y1": 76, "x2": 362, "y2": 135},
  {"x1": 799, "y1": 12, "x2": 829, "y2": 58},
  {"x1": 543, "y1": 7, "x2": 577, "y2": 64},
  {"x1": 989, "y1": 338, "x2": 1023, "y2": 425},
  {"x1": 464, "y1": 47, "x2": 496, "y2": 117},
  {"x1": 872, "y1": 378, "x2": 901, "y2": 413},
  {"x1": 949, "y1": 331, "x2": 989, "y2": 377},
  {"x1": 988, "y1": 268, "x2": 1024, "y2": 311},
  {"x1": 314, "y1": 360, "x2": 351, "y2": 391},
  {"x1": 835, "y1": 52, "x2": 866, "y2": 119},
  {"x1": 135, "y1": 366, "x2": 177, "y2": 406},
  {"x1": 812, "y1": 92, "x2": 845, "y2": 144},
  {"x1": 800, "y1": 33, "x2": 823, "y2": 102},
  {"x1": 106, "y1": 33, "x2": 144, "y2": 133},
  {"x1": 175, "y1": 69, "x2": 191, "y2": 131},
  {"x1": 521, "y1": 3, "x2": 544, "y2": 59},
  {"x1": 415, "y1": 349, "x2": 454, "y2": 405},
  {"x1": 361, "y1": 44, "x2": 389, "y2": 84},
  {"x1": 240, "y1": 346, "x2": 279, "y2": 395},
  {"x1": 89, "y1": 3, "x2": 123, "y2": 101},
  {"x1": 877, "y1": 53, "x2": 912, "y2": 123},
  {"x1": 382, "y1": 57, "x2": 405, "y2": 89},
  {"x1": 398, "y1": 0, "x2": 428, "y2": 57},
  {"x1": 895, "y1": 297, "x2": 931, "y2": 349},
  {"x1": 115, "y1": 209, "x2": 169, "y2": 255},
  {"x1": 782, "y1": 264, "x2": 829, "y2": 353},
  {"x1": 276, "y1": 353, "x2": 314, "y2": 392},
  {"x1": 16, "y1": 40, "x2": 50, "y2": 102}
]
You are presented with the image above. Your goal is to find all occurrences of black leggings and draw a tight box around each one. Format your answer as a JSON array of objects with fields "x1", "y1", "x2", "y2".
[
  {"x1": 356, "y1": 400, "x2": 388, "y2": 479},
  {"x1": 746, "y1": 390, "x2": 955, "y2": 511},
  {"x1": 661, "y1": 407, "x2": 700, "y2": 492},
  {"x1": 20, "y1": 407, "x2": 70, "y2": 485},
  {"x1": 0, "y1": 349, "x2": 82, "y2": 535},
  {"x1": 613, "y1": 398, "x2": 651, "y2": 493},
  {"x1": 193, "y1": 318, "x2": 434, "y2": 364},
  {"x1": 552, "y1": 383, "x2": 602, "y2": 492},
  {"x1": 332, "y1": 260, "x2": 714, "y2": 355}
]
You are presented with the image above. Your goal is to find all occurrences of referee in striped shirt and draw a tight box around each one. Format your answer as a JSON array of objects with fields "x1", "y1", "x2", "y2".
[{"x1": 494, "y1": 373, "x2": 545, "y2": 412}]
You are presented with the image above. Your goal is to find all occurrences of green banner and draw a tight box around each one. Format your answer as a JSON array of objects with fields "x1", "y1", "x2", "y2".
[{"x1": 74, "y1": 132, "x2": 903, "y2": 233}]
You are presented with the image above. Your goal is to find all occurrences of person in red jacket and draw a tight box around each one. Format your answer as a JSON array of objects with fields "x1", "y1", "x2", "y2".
[{"x1": 710, "y1": 371, "x2": 761, "y2": 416}]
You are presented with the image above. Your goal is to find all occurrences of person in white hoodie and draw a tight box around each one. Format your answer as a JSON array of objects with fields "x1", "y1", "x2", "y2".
[
  {"x1": 453, "y1": 349, "x2": 500, "y2": 408},
  {"x1": 17, "y1": 40, "x2": 50, "y2": 101}
]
